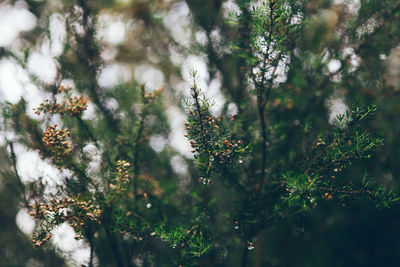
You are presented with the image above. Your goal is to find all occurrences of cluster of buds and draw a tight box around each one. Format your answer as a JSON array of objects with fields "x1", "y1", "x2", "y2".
[
  {"x1": 185, "y1": 115, "x2": 221, "y2": 154},
  {"x1": 312, "y1": 137, "x2": 344, "y2": 156},
  {"x1": 63, "y1": 197, "x2": 102, "y2": 239},
  {"x1": 57, "y1": 84, "x2": 71, "y2": 93},
  {"x1": 42, "y1": 124, "x2": 72, "y2": 163},
  {"x1": 323, "y1": 192, "x2": 333, "y2": 200},
  {"x1": 34, "y1": 85, "x2": 88, "y2": 116},
  {"x1": 205, "y1": 115, "x2": 220, "y2": 130},
  {"x1": 143, "y1": 87, "x2": 163, "y2": 104},
  {"x1": 186, "y1": 112, "x2": 246, "y2": 185},
  {"x1": 212, "y1": 139, "x2": 243, "y2": 165},
  {"x1": 66, "y1": 96, "x2": 88, "y2": 116},
  {"x1": 109, "y1": 160, "x2": 132, "y2": 192},
  {"x1": 28, "y1": 202, "x2": 47, "y2": 219},
  {"x1": 186, "y1": 113, "x2": 245, "y2": 158},
  {"x1": 185, "y1": 81, "x2": 222, "y2": 154},
  {"x1": 29, "y1": 196, "x2": 102, "y2": 246},
  {"x1": 185, "y1": 81, "x2": 247, "y2": 185},
  {"x1": 312, "y1": 138, "x2": 326, "y2": 149},
  {"x1": 31, "y1": 232, "x2": 52, "y2": 247}
]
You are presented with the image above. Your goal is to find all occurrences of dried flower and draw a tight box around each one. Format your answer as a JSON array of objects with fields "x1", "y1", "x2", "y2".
[
  {"x1": 42, "y1": 124, "x2": 72, "y2": 164},
  {"x1": 34, "y1": 86, "x2": 88, "y2": 116}
]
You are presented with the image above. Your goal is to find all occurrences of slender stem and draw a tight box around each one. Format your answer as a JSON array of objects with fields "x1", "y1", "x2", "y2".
[
  {"x1": 257, "y1": 98, "x2": 268, "y2": 195},
  {"x1": 316, "y1": 186, "x2": 375, "y2": 198},
  {"x1": 191, "y1": 83, "x2": 209, "y2": 152},
  {"x1": 241, "y1": 74, "x2": 269, "y2": 267},
  {"x1": 133, "y1": 85, "x2": 147, "y2": 201},
  {"x1": 241, "y1": 2, "x2": 281, "y2": 265},
  {"x1": 105, "y1": 227, "x2": 125, "y2": 267},
  {"x1": 68, "y1": 161, "x2": 94, "y2": 191},
  {"x1": 8, "y1": 141, "x2": 28, "y2": 207},
  {"x1": 254, "y1": 231, "x2": 265, "y2": 267},
  {"x1": 88, "y1": 230, "x2": 94, "y2": 267},
  {"x1": 240, "y1": 241, "x2": 249, "y2": 267},
  {"x1": 70, "y1": 0, "x2": 119, "y2": 131},
  {"x1": 76, "y1": 116, "x2": 113, "y2": 167},
  {"x1": 354, "y1": 2, "x2": 400, "y2": 54},
  {"x1": 133, "y1": 113, "x2": 145, "y2": 175}
]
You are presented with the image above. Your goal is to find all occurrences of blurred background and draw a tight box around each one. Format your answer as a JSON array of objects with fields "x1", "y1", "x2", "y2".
[{"x1": 0, "y1": 0, "x2": 400, "y2": 266}]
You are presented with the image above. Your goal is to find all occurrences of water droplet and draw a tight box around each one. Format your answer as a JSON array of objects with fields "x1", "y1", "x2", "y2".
[
  {"x1": 202, "y1": 178, "x2": 211, "y2": 185},
  {"x1": 146, "y1": 203, "x2": 152, "y2": 209},
  {"x1": 247, "y1": 241, "x2": 255, "y2": 250}
]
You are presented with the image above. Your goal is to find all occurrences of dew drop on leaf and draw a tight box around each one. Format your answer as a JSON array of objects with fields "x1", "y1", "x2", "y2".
[{"x1": 247, "y1": 241, "x2": 255, "y2": 250}]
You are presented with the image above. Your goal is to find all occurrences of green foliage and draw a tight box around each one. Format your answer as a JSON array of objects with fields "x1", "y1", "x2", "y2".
[
  {"x1": 155, "y1": 224, "x2": 211, "y2": 258},
  {"x1": 184, "y1": 71, "x2": 249, "y2": 185},
  {"x1": 280, "y1": 104, "x2": 395, "y2": 216},
  {"x1": 1, "y1": 0, "x2": 400, "y2": 266}
]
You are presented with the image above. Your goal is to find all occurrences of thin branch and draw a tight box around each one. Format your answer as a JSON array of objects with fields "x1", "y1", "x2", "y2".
[
  {"x1": 76, "y1": 116, "x2": 113, "y2": 167},
  {"x1": 8, "y1": 141, "x2": 28, "y2": 207},
  {"x1": 191, "y1": 82, "x2": 210, "y2": 152},
  {"x1": 241, "y1": 2, "x2": 283, "y2": 265},
  {"x1": 68, "y1": 0, "x2": 120, "y2": 131},
  {"x1": 105, "y1": 227, "x2": 126, "y2": 267},
  {"x1": 88, "y1": 229, "x2": 95, "y2": 267},
  {"x1": 133, "y1": 84, "x2": 148, "y2": 203},
  {"x1": 316, "y1": 185, "x2": 375, "y2": 198}
]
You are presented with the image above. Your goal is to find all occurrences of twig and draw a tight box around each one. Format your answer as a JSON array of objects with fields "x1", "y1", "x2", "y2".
[
  {"x1": 133, "y1": 84, "x2": 148, "y2": 205},
  {"x1": 8, "y1": 141, "x2": 28, "y2": 207}
]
